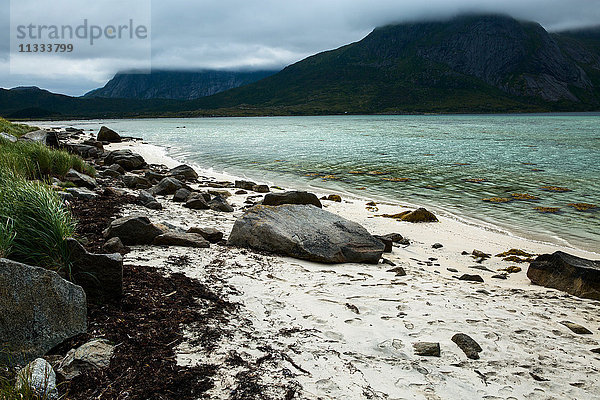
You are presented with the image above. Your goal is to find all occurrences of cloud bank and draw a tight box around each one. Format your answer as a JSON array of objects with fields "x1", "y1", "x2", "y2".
[{"x1": 2, "y1": 0, "x2": 599, "y2": 95}]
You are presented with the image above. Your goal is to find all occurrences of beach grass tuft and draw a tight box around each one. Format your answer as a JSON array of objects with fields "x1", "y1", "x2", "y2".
[{"x1": 0, "y1": 167, "x2": 76, "y2": 275}]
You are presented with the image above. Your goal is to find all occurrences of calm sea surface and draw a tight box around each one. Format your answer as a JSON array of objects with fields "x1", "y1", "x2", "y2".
[{"x1": 42, "y1": 115, "x2": 600, "y2": 252}]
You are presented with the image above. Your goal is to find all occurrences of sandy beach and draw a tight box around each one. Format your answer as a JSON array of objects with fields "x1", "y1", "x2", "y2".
[{"x1": 100, "y1": 140, "x2": 600, "y2": 400}]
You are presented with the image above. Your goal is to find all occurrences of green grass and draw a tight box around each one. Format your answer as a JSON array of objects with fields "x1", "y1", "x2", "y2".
[
  {"x1": 0, "y1": 138, "x2": 95, "y2": 180},
  {"x1": 0, "y1": 118, "x2": 38, "y2": 138},
  {"x1": 0, "y1": 168, "x2": 75, "y2": 275},
  {"x1": 0, "y1": 218, "x2": 15, "y2": 259}
]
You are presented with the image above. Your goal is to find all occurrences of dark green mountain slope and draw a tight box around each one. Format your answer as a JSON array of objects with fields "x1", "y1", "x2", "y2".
[
  {"x1": 190, "y1": 15, "x2": 600, "y2": 114},
  {"x1": 0, "y1": 87, "x2": 193, "y2": 119},
  {"x1": 84, "y1": 70, "x2": 277, "y2": 100}
]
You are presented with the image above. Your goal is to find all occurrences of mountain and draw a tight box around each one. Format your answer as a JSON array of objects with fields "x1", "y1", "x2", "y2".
[
  {"x1": 190, "y1": 14, "x2": 600, "y2": 114},
  {"x1": 2, "y1": 15, "x2": 599, "y2": 118},
  {"x1": 84, "y1": 70, "x2": 278, "y2": 100}
]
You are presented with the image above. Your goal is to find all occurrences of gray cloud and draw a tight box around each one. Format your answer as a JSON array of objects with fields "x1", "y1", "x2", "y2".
[{"x1": 2, "y1": 0, "x2": 599, "y2": 96}]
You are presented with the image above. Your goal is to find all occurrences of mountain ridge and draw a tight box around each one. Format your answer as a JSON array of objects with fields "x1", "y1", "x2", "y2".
[
  {"x1": 2, "y1": 14, "x2": 599, "y2": 118},
  {"x1": 84, "y1": 69, "x2": 278, "y2": 100}
]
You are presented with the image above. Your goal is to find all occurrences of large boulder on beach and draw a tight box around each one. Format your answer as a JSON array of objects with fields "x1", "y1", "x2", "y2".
[
  {"x1": 122, "y1": 174, "x2": 151, "y2": 189},
  {"x1": 97, "y1": 126, "x2": 121, "y2": 143},
  {"x1": 0, "y1": 132, "x2": 17, "y2": 142},
  {"x1": 228, "y1": 204, "x2": 385, "y2": 264},
  {"x1": 65, "y1": 143, "x2": 103, "y2": 159},
  {"x1": 0, "y1": 258, "x2": 87, "y2": 364},
  {"x1": 263, "y1": 191, "x2": 322, "y2": 208},
  {"x1": 57, "y1": 339, "x2": 115, "y2": 380},
  {"x1": 16, "y1": 358, "x2": 58, "y2": 399},
  {"x1": 66, "y1": 239, "x2": 123, "y2": 303},
  {"x1": 150, "y1": 177, "x2": 185, "y2": 196},
  {"x1": 103, "y1": 215, "x2": 164, "y2": 245},
  {"x1": 18, "y1": 130, "x2": 49, "y2": 145},
  {"x1": 527, "y1": 251, "x2": 600, "y2": 300},
  {"x1": 168, "y1": 165, "x2": 198, "y2": 181},
  {"x1": 153, "y1": 232, "x2": 210, "y2": 248},
  {"x1": 64, "y1": 168, "x2": 97, "y2": 189},
  {"x1": 104, "y1": 149, "x2": 146, "y2": 171},
  {"x1": 209, "y1": 195, "x2": 234, "y2": 212}
]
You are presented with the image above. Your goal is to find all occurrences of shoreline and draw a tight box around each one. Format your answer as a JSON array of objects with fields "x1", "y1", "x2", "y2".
[
  {"x1": 111, "y1": 139, "x2": 599, "y2": 262},
  {"x1": 32, "y1": 115, "x2": 599, "y2": 254}
]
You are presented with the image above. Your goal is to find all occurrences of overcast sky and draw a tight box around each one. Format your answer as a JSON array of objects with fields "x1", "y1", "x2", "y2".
[{"x1": 1, "y1": 0, "x2": 599, "y2": 96}]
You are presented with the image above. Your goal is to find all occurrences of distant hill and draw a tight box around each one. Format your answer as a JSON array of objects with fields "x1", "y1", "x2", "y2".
[
  {"x1": 84, "y1": 70, "x2": 278, "y2": 100},
  {"x1": 2, "y1": 15, "x2": 599, "y2": 118},
  {"x1": 0, "y1": 86, "x2": 190, "y2": 119}
]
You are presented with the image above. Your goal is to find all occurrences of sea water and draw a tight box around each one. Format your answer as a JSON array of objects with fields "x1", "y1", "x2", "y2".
[{"x1": 43, "y1": 114, "x2": 600, "y2": 252}]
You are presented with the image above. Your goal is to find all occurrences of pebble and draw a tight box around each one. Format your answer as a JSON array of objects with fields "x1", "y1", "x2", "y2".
[
  {"x1": 413, "y1": 342, "x2": 441, "y2": 357},
  {"x1": 560, "y1": 321, "x2": 593, "y2": 335}
]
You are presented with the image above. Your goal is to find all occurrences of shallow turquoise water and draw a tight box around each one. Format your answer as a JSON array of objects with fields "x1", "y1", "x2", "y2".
[{"x1": 45, "y1": 115, "x2": 600, "y2": 251}]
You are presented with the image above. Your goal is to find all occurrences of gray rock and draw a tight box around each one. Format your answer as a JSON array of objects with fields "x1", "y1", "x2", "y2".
[
  {"x1": 374, "y1": 235, "x2": 393, "y2": 253},
  {"x1": 18, "y1": 129, "x2": 49, "y2": 145},
  {"x1": 103, "y1": 237, "x2": 126, "y2": 254},
  {"x1": 235, "y1": 180, "x2": 256, "y2": 190},
  {"x1": 452, "y1": 333, "x2": 482, "y2": 359},
  {"x1": 103, "y1": 215, "x2": 164, "y2": 245},
  {"x1": 413, "y1": 342, "x2": 441, "y2": 357},
  {"x1": 138, "y1": 190, "x2": 162, "y2": 210},
  {"x1": 123, "y1": 174, "x2": 151, "y2": 189},
  {"x1": 379, "y1": 233, "x2": 410, "y2": 246},
  {"x1": 153, "y1": 232, "x2": 210, "y2": 248},
  {"x1": 387, "y1": 266, "x2": 406, "y2": 276},
  {"x1": 228, "y1": 204, "x2": 385, "y2": 264},
  {"x1": 0, "y1": 132, "x2": 18, "y2": 142},
  {"x1": 150, "y1": 177, "x2": 185, "y2": 196},
  {"x1": 209, "y1": 196, "x2": 234, "y2": 212},
  {"x1": 432, "y1": 243, "x2": 444, "y2": 249},
  {"x1": 208, "y1": 189, "x2": 232, "y2": 198},
  {"x1": 108, "y1": 163, "x2": 125, "y2": 174},
  {"x1": 57, "y1": 191, "x2": 74, "y2": 202},
  {"x1": 185, "y1": 194, "x2": 210, "y2": 210},
  {"x1": 560, "y1": 321, "x2": 593, "y2": 335},
  {"x1": 263, "y1": 191, "x2": 322, "y2": 208},
  {"x1": 252, "y1": 184, "x2": 270, "y2": 193},
  {"x1": 459, "y1": 274, "x2": 484, "y2": 283},
  {"x1": 82, "y1": 139, "x2": 104, "y2": 150},
  {"x1": 97, "y1": 126, "x2": 121, "y2": 143},
  {"x1": 57, "y1": 339, "x2": 115, "y2": 380},
  {"x1": 100, "y1": 169, "x2": 122, "y2": 179},
  {"x1": 65, "y1": 143, "x2": 103, "y2": 159},
  {"x1": 168, "y1": 165, "x2": 198, "y2": 181},
  {"x1": 186, "y1": 227, "x2": 224, "y2": 243},
  {"x1": 65, "y1": 187, "x2": 99, "y2": 200},
  {"x1": 67, "y1": 239, "x2": 123, "y2": 304},
  {"x1": 65, "y1": 168, "x2": 97, "y2": 189},
  {"x1": 104, "y1": 149, "x2": 146, "y2": 171},
  {"x1": 173, "y1": 188, "x2": 191, "y2": 202},
  {"x1": 527, "y1": 251, "x2": 600, "y2": 300},
  {"x1": 16, "y1": 358, "x2": 58, "y2": 399},
  {"x1": 0, "y1": 259, "x2": 86, "y2": 364},
  {"x1": 145, "y1": 170, "x2": 166, "y2": 183}
]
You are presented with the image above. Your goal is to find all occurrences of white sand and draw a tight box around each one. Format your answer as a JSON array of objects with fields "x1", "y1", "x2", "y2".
[{"x1": 109, "y1": 141, "x2": 600, "y2": 400}]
